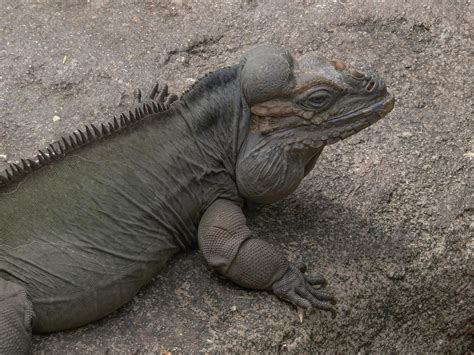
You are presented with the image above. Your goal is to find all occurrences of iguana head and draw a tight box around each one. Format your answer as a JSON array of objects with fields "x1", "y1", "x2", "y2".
[{"x1": 236, "y1": 45, "x2": 395, "y2": 204}]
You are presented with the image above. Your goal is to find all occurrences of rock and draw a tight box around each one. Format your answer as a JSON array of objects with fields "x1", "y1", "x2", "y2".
[
  {"x1": 386, "y1": 264, "x2": 406, "y2": 280},
  {"x1": 399, "y1": 131, "x2": 413, "y2": 138}
]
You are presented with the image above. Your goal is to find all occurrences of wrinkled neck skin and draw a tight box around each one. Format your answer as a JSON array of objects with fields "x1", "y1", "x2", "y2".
[
  {"x1": 175, "y1": 65, "x2": 250, "y2": 178},
  {"x1": 236, "y1": 128, "x2": 324, "y2": 204},
  {"x1": 172, "y1": 66, "x2": 308, "y2": 205}
]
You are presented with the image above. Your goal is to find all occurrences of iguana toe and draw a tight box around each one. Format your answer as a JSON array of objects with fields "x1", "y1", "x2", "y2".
[{"x1": 305, "y1": 273, "x2": 328, "y2": 287}]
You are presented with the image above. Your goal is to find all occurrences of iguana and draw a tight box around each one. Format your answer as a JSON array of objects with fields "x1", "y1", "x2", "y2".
[{"x1": 0, "y1": 45, "x2": 394, "y2": 354}]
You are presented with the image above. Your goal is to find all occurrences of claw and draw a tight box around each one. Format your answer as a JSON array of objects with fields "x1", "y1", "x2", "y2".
[
  {"x1": 314, "y1": 299, "x2": 337, "y2": 318},
  {"x1": 297, "y1": 306, "x2": 305, "y2": 323},
  {"x1": 296, "y1": 261, "x2": 307, "y2": 274}
]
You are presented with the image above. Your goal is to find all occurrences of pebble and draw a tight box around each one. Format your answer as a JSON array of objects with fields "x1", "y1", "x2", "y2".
[
  {"x1": 52, "y1": 115, "x2": 61, "y2": 122},
  {"x1": 386, "y1": 265, "x2": 406, "y2": 280},
  {"x1": 0, "y1": 154, "x2": 7, "y2": 161},
  {"x1": 399, "y1": 131, "x2": 413, "y2": 138}
]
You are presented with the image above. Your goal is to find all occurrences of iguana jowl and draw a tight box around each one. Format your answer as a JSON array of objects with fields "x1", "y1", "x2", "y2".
[{"x1": 0, "y1": 45, "x2": 394, "y2": 353}]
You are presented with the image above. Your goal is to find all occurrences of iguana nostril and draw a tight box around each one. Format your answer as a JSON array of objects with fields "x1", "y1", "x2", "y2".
[{"x1": 366, "y1": 80, "x2": 375, "y2": 92}]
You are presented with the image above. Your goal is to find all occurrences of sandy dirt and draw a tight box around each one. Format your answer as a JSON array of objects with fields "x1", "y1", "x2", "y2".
[{"x1": 0, "y1": 0, "x2": 472, "y2": 353}]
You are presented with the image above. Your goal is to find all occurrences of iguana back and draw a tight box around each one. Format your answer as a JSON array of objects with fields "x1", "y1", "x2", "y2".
[{"x1": 0, "y1": 75, "x2": 241, "y2": 333}]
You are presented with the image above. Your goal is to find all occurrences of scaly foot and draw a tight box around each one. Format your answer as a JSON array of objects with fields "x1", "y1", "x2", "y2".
[{"x1": 272, "y1": 263, "x2": 336, "y2": 318}]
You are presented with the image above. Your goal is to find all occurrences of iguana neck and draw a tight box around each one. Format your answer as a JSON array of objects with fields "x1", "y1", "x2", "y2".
[{"x1": 173, "y1": 65, "x2": 250, "y2": 177}]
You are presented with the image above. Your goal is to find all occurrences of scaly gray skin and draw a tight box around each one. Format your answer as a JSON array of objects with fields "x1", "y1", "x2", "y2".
[{"x1": 0, "y1": 45, "x2": 394, "y2": 354}]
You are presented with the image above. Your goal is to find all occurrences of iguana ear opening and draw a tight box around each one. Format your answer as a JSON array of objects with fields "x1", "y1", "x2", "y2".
[{"x1": 241, "y1": 45, "x2": 295, "y2": 105}]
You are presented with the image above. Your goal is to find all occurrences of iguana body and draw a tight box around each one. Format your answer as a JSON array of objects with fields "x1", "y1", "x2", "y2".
[{"x1": 0, "y1": 45, "x2": 394, "y2": 354}]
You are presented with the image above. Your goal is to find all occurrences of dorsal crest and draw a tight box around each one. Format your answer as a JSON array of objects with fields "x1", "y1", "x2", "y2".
[{"x1": 0, "y1": 90, "x2": 175, "y2": 192}]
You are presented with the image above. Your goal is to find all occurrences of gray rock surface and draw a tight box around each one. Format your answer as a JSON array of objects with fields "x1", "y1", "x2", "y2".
[{"x1": 0, "y1": 0, "x2": 472, "y2": 353}]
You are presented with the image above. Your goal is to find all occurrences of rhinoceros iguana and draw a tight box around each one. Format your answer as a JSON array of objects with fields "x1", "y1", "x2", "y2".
[{"x1": 0, "y1": 45, "x2": 394, "y2": 353}]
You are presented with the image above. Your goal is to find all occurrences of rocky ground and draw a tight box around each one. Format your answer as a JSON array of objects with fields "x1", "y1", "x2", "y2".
[{"x1": 0, "y1": 0, "x2": 472, "y2": 353}]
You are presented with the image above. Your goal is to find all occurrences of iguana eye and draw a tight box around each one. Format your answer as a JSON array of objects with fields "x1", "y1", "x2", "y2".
[
  {"x1": 306, "y1": 90, "x2": 333, "y2": 108},
  {"x1": 295, "y1": 87, "x2": 336, "y2": 111}
]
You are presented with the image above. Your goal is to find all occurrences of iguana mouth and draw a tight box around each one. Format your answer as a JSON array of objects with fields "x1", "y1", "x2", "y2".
[
  {"x1": 324, "y1": 92, "x2": 395, "y2": 129},
  {"x1": 260, "y1": 92, "x2": 394, "y2": 150}
]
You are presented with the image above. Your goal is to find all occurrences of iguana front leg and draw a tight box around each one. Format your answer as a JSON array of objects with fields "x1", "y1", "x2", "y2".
[{"x1": 198, "y1": 199, "x2": 336, "y2": 316}]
